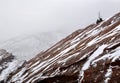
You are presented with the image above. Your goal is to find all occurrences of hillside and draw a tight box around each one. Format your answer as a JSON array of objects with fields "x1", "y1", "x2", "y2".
[
  {"x1": 0, "y1": 49, "x2": 23, "y2": 82},
  {"x1": 1, "y1": 12, "x2": 120, "y2": 83},
  {"x1": 0, "y1": 31, "x2": 68, "y2": 61}
]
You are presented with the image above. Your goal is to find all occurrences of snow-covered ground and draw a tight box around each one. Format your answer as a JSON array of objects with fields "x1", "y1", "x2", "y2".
[{"x1": 0, "y1": 30, "x2": 70, "y2": 61}]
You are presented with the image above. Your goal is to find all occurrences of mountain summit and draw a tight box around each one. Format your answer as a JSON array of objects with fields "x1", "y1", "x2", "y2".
[{"x1": 1, "y1": 12, "x2": 120, "y2": 83}]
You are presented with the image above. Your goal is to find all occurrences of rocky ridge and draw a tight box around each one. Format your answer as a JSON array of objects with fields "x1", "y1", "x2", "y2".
[{"x1": 1, "y1": 12, "x2": 120, "y2": 83}]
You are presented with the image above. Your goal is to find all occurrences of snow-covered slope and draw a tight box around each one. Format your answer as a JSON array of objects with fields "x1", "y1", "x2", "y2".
[
  {"x1": 0, "y1": 31, "x2": 68, "y2": 61},
  {"x1": 0, "y1": 49, "x2": 23, "y2": 82},
  {"x1": 1, "y1": 12, "x2": 120, "y2": 83}
]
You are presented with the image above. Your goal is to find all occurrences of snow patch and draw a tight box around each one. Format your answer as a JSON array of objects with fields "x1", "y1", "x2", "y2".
[
  {"x1": 104, "y1": 66, "x2": 112, "y2": 83},
  {"x1": 79, "y1": 45, "x2": 108, "y2": 82},
  {"x1": 0, "y1": 60, "x2": 21, "y2": 81},
  {"x1": 92, "y1": 46, "x2": 120, "y2": 65}
]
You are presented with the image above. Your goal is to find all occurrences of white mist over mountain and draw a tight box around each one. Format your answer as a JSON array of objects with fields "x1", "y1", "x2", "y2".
[
  {"x1": 0, "y1": 0, "x2": 120, "y2": 42},
  {"x1": 0, "y1": 0, "x2": 120, "y2": 61},
  {"x1": 0, "y1": 30, "x2": 70, "y2": 61}
]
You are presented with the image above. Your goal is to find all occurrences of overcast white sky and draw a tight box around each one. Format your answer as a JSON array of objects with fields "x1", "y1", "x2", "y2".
[{"x1": 0, "y1": 0, "x2": 120, "y2": 42}]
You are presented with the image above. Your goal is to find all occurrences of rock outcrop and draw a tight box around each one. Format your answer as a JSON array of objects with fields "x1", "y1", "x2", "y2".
[
  {"x1": 0, "y1": 49, "x2": 24, "y2": 83},
  {"x1": 1, "y1": 12, "x2": 120, "y2": 83},
  {"x1": 0, "y1": 49, "x2": 14, "y2": 82},
  {"x1": 0, "y1": 49, "x2": 14, "y2": 73}
]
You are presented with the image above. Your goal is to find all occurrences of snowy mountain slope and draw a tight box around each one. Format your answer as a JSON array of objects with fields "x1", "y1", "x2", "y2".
[
  {"x1": 0, "y1": 31, "x2": 68, "y2": 61},
  {"x1": 0, "y1": 49, "x2": 22, "y2": 82},
  {"x1": 1, "y1": 12, "x2": 120, "y2": 83}
]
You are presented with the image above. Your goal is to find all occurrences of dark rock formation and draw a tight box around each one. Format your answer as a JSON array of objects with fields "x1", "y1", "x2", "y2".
[{"x1": 0, "y1": 49, "x2": 14, "y2": 73}]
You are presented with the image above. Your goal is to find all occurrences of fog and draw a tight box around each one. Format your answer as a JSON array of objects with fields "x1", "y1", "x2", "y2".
[{"x1": 0, "y1": 0, "x2": 120, "y2": 42}]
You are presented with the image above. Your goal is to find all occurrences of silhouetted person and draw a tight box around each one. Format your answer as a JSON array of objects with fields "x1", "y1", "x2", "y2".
[{"x1": 96, "y1": 12, "x2": 103, "y2": 24}]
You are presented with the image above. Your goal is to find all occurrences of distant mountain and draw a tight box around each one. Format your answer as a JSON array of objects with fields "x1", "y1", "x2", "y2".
[
  {"x1": 0, "y1": 31, "x2": 69, "y2": 61},
  {"x1": 1, "y1": 12, "x2": 120, "y2": 83}
]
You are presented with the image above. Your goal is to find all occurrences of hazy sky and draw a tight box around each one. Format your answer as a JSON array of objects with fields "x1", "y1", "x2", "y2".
[{"x1": 0, "y1": 0, "x2": 120, "y2": 42}]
